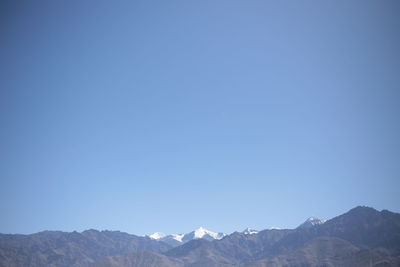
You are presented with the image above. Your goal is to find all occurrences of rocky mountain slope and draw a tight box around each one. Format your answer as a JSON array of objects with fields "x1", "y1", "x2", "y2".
[{"x1": 0, "y1": 230, "x2": 171, "y2": 267}]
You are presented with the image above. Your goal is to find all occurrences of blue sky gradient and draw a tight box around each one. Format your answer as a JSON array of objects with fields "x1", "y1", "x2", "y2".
[{"x1": 1, "y1": 0, "x2": 399, "y2": 235}]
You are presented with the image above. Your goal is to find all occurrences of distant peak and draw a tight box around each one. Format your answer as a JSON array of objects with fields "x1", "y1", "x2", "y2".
[
  {"x1": 193, "y1": 227, "x2": 215, "y2": 238},
  {"x1": 181, "y1": 227, "x2": 226, "y2": 242},
  {"x1": 242, "y1": 228, "x2": 258, "y2": 235},
  {"x1": 149, "y1": 232, "x2": 165, "y2": 240},
  {"x1": 348, "y1": 206, "x2": 377, "y2": 214},
  {"x1": 297, "y1": 217, "x2": 326, "y2": 229}
]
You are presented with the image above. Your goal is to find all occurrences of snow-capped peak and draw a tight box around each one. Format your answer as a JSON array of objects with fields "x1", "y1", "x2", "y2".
[
  {"x1": 297, "y1": 217, "x2": 326, "y2": 229},
  {"x1": 242, "y1": 228, "x2": 258, "y2": 235},
  {"x1": 193, "y1": 227, "x2": 219, "y2": 239},
  {"x1": 185, "y1": 227, "x2": 225, "y2": 241},
  {"x1": 149, "y1": 232, "x2": 165, "y2": 240},
  {"x1": 149, "y1": 227, "x2": 226, "y2": 247},
  {"x1": 306, "y1": 217, "x2": 326, "y2": 225}
]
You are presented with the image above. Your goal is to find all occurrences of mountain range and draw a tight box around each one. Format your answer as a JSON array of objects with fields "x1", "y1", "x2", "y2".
[
  {"x1": 147, "y1": 227, "x2": 227, "y2": 247},
  {"x1": 1, "y1": 206, "x2": 399, "y2": 266}
]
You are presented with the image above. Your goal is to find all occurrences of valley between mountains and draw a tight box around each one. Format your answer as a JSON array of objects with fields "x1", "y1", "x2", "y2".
[{"x1": 1, "y1": 206, "x2": 400, "y2": 267}]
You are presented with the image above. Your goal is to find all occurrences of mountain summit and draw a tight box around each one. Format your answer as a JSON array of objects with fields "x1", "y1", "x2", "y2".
[
  {"x1": 148, "y1": 227, "x2": 226, "y2": 247},
  {"x1": 242, "y1": 228, "x2": 259, "y2": 235},
  {"x1": 297, "y1": 216, "x2": 326, "y2": 229},
  {"x1": 182, "y1": 227, "x2": 226, "y2": 242},
  {"x1": 149, "y1": 232, "x2": 165, "y2": 240}
]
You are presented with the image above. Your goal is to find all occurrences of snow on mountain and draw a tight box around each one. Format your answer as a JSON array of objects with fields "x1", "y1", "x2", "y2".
[
  {"x1": 242, "y1": 228, "x2": 258, "y2": 235},
  {"x1": 169, "y1": 233, "x2": 184, "y2": 242},
  {"x1": 182, "y1": 227, "x2": 226, "y2": 243},
  {"x1": 297, "y1": 217, "x2": 326, "y2": 229},
  {"x1": 192, "y1": 227, "x2": 224, "y2": 239},
  {"x1": 148, "y1": 227, "x2": 226, "y2": 247},
  {"x1": 148, "y1": 232, "x2": 165, "y2": 240},
  {"x1": 156, "y1": 233, "x2": 185, "y2": 247}
]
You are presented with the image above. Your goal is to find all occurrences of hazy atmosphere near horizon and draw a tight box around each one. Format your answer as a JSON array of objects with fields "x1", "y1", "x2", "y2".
[{"x1": 0, "y1": 0, "x2": 399, "y2": 236}]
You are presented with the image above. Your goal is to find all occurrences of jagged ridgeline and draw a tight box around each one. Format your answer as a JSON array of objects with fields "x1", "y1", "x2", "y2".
[{"x1": 1, "y1": 206, "x2": 400, "y2": 266}]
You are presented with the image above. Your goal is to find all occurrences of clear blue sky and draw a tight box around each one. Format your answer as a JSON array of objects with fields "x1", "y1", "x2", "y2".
[{"x1": 1, "y1": 0, "x2": 399, "y2": 235}]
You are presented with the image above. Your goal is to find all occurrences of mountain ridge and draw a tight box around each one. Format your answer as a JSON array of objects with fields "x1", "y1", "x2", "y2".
[
  {"x1": 147, "y1": 227, "x2": 227, "y2": 247},
  {"x1": 1, "y1": 206, "x2": 400, "y2": 267}
]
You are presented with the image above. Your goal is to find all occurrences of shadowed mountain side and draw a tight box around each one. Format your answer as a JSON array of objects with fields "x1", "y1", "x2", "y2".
[
  {"x1": 165, "y1": 239, "x2": 236, "y2": 266},
  {"x1": 250, "y1": 206, "x2": 400, "y2": 260},
  {"x1": 89, "y1": 251, "x2": 183, "y2": 267},
  {"x1": 244, "y1": 237, "x2": 400, "y2": 267},
  {"x1": 88, "y1": 236, "x2": 400, "y2": 267},
  {"x1": 0, "y1": 230, "x2": 171, "y2": 267},
  {"x1": 317, "y1": 206, "x2": 400, "y2": 255}
]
